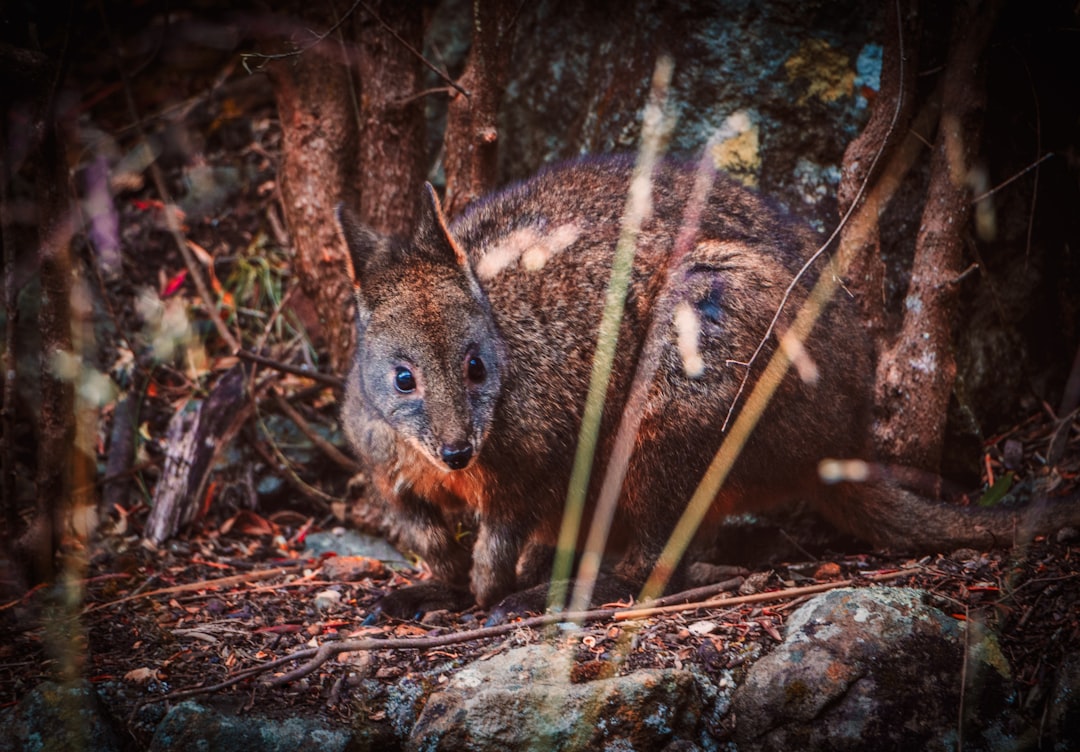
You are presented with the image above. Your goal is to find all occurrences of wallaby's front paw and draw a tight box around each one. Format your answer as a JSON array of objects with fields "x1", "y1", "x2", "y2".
[
  {"x1": 484, "y1": 576, "x2": 641, "y2": 625},
  {"x1": 365, "y1": 582, "x2": 473, "y2": 623},
  {"x1": 485, "y1": 582, "x2": 553, "y2": 625}
]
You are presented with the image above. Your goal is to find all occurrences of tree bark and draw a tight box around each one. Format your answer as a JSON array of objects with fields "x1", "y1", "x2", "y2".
[
  {"x1": 442, "y1": 0, "x2": 515, "y2": 216},
  {"x1": 355, "y1": 0, "x2": 428, "y2": 234},
  {"x1": 836, "y1": 0, "x2": 920, "y2": 348},
  {"x1": 144, "y1": 366, "x2": 251, "y2": 544},
  {"x1": 30, "y1": 97, "x2": 77, "y2": 585},
  {"x1": 267, "y1": 2, "x2": 428, "y2": 372},
  {"x1": 266, "y1": 21, "x2": 359, "y2": 374},
  {"x1": 873, "y1": 0, "x2": 998, "y2": 471}
]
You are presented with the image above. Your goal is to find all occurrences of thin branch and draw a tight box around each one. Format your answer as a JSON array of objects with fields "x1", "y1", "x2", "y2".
[
  {"x1": 720, "y1": 0, "x2": 908, "y2": 432},
  {"x1": 641, "y1": 0, "x2": 909, "y2": 600},
  {"x1": 1016, "y1": 48, "x2": 1043, "y2": 261},
  {"x1": 269, "y1": 386, "x2": 363, "y2": 474},
  {"x1": 241, "y1": 0, "x2": 468, "y2": 99},
  {"x1": 239, "y1": 0, "x2": 362, "y2": 70},
  {"x1": 248, "y1": 428, "x2": 335, "y2": 512},
  {"x1": 621, "y1": 568, "x2": 916, "y2": 620},
  {"x1": 357, "y1": 0, "x2": 469, "y2": 97},
  {"x1": 83, "y1": 566, "x2": 301, "y2": 613},
  {"x1": 237, "y1": 349, "x2": 344, "y2": 389},
  {"x1": 969, "y1": 152, "x2": 1053, "y2": 204},
  {"x1": 390, "y1": 86, "x2": 458, "y2": 107}
]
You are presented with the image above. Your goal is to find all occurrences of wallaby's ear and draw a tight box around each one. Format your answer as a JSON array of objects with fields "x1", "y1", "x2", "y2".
[
  {"x1": 415, "y1": 183, "x2": 469, "y2": 267},
  {"x1": 336, "y1": 202, "x2": 386, "y2": 288}
]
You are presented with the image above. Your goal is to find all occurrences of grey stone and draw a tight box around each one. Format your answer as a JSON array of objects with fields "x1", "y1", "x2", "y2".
[
  {"x1": 409, "y1": 643, "x2": 704, "y2": 751},
  {"x1": 304, "y1": 529, "x2": 409, "y2": 566},
  {"x1": 147, "y1": 700, "x2": 350, "y2": 752},
  {"x1": 1045, "y1": 652, "x2": 1080, "y2": 751},
  {"x1": 496, "y1": 0, "x2": 882, "y2": 228},
  {"x1": 0, "y1": 680, "x2": 121, "y2": 752},
  {"x1": 732, "y1": 587, "x2": 1017, "y2": 751}
]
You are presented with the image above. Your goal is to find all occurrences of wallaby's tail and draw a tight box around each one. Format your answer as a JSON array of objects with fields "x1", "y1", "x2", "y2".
[{"x1": 816, "y1": 481, "x2": 1080, "y2": 554}]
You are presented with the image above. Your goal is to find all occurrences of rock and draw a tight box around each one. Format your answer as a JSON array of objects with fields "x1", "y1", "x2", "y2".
[
  {"x1": 1045, "y1": 652, "x2": 1080, "y2": 749},
  {"x1": 0, "y1": 680, "x2": 122, "y2": 752},
  {"x1": 409, "y1": 643, "x2": 705, "y2": 751},
  {"x1": 147, "y1": 701, "x2": 351, "y2": 752},
  {"x1": 732, "y1": 587, "x2": 1017, "y2": 751},
  {"x1": 313, "y1": 588, "x2": 343, "y2": 611},
  {"x1": 496, "y1": 0, "x2": 882, "y2": 228},
  {"x1": 304, "y1": 529, "x2": 409, "y2": 566},
  {"x1": 321, "y1": 555, "x2": 386, "y2": 581}
]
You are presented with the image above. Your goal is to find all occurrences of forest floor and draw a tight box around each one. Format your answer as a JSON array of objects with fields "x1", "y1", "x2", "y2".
[
  {"x1": 2, "y1": 481, "x2": 1080, "y2": 746},
  {"x1": 2, "y1": 9, "x2": 1080, "y2": 748}
]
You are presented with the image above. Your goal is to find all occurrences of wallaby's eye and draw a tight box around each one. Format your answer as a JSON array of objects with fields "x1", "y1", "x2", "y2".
[
  {"x1": 466, "y1": 355, "x2": 487, "y2": 383},
  {"x1": 695, "y1": 278, "x2": 726, "y2": 326},
  {"x1": 394, "y1": 367, "x2": 417, "y2": 393}
]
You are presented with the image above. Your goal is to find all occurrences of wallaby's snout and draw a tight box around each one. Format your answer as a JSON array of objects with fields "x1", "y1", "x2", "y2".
[{"x1": 440, "y1": 441, "x2": 474, "y2": 470}]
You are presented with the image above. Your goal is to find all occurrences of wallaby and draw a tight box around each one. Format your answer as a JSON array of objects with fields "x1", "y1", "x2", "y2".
[{"x1": 338, "y1": 156, "x2": 1078, "y2": 617}]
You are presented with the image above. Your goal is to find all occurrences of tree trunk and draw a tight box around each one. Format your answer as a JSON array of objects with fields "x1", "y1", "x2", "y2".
[
  {"x1": 873, "y1": 0, "x2": 998, "y2": 471},
  {"x1": 31, "y1": 93, "x2": 77, "y2": 585},
  {"x1": 442, "y1": 0, "x2": 515, "y2": 216},
  {"x1": 266, "y1": 20, "x2": 360, "y2": 375},
  {"x1": 267, "y1": 2, "x2": 428, "y2": 372},
  {"x1": 355, "y1": 0, "x2": 428, "y2": 234},
  {"x1": 837, "y1": 0, "x2": 921, "y2": 348}
]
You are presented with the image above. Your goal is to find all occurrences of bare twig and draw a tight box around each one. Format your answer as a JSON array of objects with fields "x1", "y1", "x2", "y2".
[
  {"x1": 269, "y1": 386, "x2": 363, "y2": 473},
  {"x1": 720, "y1": 0, "x2": 909, "y2": 434},
  {"x1": 241, "y1": 0, "x2": 467, "y2": 99},
  {"x1": 83, "y1": 566, "x2": 300, "y2": 613},
  {"x1": 1016, "y1": 49, "x2": 1042, "y2": 261},
  {"x1": 237, "y1": 349, "x2": 344, "y2": 389},
  {"x1": 356, "y1": 0, "x2": 468, "y2": 97},
  {"x1": 627, "y1": 568, "x2": 916, "y2": 621},
  {"x1": 969, "y1": 152, "x2": 1053, "y2": 204},
  {"x1": 239, "y1": 0, "x2": 360, "y2": 69},
  {"x1": 249, "y1": 425, "x2": 336, "y2": 512},
  {"x1": 390, "y1": 86, "x2": 459, "y2": 107},
  {"x1": 638, "y1": 0, "x2": 911, "y2": 601}
]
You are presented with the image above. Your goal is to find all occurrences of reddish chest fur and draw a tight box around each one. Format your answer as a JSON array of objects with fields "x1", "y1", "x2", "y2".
[{"x1": 382, "y1": 443, "x2": 492, "y2": 514}]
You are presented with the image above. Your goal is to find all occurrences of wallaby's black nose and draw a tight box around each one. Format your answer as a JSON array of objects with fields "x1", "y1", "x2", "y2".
[{"x1": 441, "y1": 442, "x2": 473, "y2": 470}]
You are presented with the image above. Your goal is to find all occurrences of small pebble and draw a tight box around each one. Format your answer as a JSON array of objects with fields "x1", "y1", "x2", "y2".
[{"x1": 313, "y1": 589, "x2": 342, "y2": 611}]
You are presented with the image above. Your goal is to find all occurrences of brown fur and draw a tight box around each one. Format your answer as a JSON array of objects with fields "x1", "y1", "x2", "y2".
[{"x1": 339, "y1": 156, "x2": 1078, "y2": 613}]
